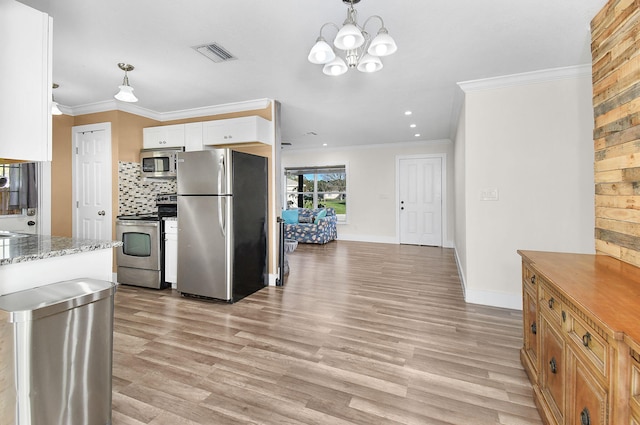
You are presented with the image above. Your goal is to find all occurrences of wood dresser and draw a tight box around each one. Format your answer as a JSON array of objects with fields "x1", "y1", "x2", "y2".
[{"x1": 518, "y1": 250, "x2": 640, "y2": 425}]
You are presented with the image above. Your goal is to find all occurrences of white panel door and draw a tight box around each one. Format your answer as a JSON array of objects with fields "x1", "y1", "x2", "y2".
[
  {"x1": 399, "y1": 157, "x2": 442, "y2": 246},
  {"x1": 74, "y1": 126, "x2": 111, "y2": 240}
]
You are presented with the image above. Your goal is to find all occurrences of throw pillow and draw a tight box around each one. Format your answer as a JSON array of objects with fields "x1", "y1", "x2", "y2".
[
  {"x1": 282, "y1": 209, "x2": 299, "y2": 224},
  {"x1": 314, "y1": 209, "x2": 327, "y2": 223}
]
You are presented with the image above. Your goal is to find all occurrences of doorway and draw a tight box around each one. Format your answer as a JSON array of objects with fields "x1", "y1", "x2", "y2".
[
  {"x1": 72, "y1": 123, "x2": 112, "y2": 240},
  {"x1": 397, "y1": 155, "x2": 445, "y2": 246}
]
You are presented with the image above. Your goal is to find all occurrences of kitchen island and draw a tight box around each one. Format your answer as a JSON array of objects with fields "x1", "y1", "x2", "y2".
[{"x1": 0, "y1": 233, "x2": 121, "y2": 295}]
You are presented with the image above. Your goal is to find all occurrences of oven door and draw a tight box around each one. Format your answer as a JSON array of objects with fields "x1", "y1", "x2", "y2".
[{"x1": 116, "y1": 220, "x2": 161, "y2": 280}]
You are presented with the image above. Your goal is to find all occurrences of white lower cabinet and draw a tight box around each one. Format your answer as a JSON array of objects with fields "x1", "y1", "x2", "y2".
[{"x1": 164, "y1": 220, "x2": 178, "y2": 286}]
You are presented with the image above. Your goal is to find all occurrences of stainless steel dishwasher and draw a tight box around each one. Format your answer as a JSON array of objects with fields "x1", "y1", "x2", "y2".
[{"x1": 0, "y1": 278, "x2": 116, "y2": 425}]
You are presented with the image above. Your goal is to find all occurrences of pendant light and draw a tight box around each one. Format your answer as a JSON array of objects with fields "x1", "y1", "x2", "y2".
[
  {"x1": 51, "y1": 83, "x2": 63, "y2": 115},
  {"x1": 114, "y1": 63, "x2": 138, "y2": 102}
]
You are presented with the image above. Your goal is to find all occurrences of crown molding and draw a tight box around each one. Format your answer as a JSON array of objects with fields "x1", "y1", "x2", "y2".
[
  {"x1": 65, "y1": 98, "x2": 272, "y2": 121},
  {"x1": 282, "y1": 138, "x2": 452, "y2": 153},
  {"x1": 457, "y1": 64, "x2": 592, "y2": 93}
]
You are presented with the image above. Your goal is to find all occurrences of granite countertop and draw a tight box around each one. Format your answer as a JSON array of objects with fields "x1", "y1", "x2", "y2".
[{"x1": 0, "y1": 234, "x2": 122, "y2": 266}]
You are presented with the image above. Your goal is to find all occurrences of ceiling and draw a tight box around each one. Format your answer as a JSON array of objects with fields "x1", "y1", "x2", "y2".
[{"x1": 20, "y1": 0, "x2": 607, "y2": 150}]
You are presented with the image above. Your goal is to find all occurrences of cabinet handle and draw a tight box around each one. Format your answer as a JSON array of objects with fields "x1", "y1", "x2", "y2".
[
  {"x1": 582, "y1": 332, "x2": 591, "y2": 348},
  {"x1": 530, "y1": 275, "x2": 536, "y2": 285},
  {"x1": 548, "y1": 297, "x2": 555, "y2": 309},
  {"x1": 580, "y1": 407, "x2": 590, "y2": 425},
  {"x1": 530, "y1": 322, "x2": 537, "y2": 335},
  {"x1": 561, "y1": 311, "x2": 566, "y2": 322},
  {"x1": 549, "y1": 357, "x2": 557, "y2": 374}
]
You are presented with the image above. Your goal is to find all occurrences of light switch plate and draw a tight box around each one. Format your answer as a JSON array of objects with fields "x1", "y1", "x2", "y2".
[{"x1": 481, "y1": 188, "x2": 499, "y2": 201}]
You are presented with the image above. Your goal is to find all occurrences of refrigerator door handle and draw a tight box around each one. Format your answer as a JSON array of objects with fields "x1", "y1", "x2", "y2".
[
  {"x1": 218, "y1": 156, "x2": 225, "y2": 195},
  {"x1": 219, "y1": 196, "x2": 226, "y2": 237}
]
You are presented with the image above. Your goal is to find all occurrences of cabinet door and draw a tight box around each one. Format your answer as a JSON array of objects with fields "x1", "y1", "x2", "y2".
[
  {"x1": 185, "y1": 122, "x2": 203, "y2": 152},
  {"x1": 523, "y1": 285, "x2": 539, "y2": 379},
  {"x1": 569, "y1": 351, "x2": 607, "y2": 425},
  {"x1": 0, "y1": 1, "x2": 51, "y2": 161},
  {"x1": 143, "y1": 125, "x2": 185, "y2": 148},
  {"x1": 202, "y1": 116, "x2": 271, "y2": 146},
  {"x1": 541, "y1": 313, "x2": 565, "y2": 424}
]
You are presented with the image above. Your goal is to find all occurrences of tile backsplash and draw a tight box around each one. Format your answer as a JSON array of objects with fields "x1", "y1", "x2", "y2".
[{"x1": 118, "y1": 161, "x2": 176, "y2": 215}]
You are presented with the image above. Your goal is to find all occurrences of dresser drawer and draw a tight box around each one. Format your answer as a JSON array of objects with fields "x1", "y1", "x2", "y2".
[
  {"x1": 566, "y1": 312, "x2": 608, "y2": 380},
  {"x1": 539, "y1": 283, "x2": 564, "y2": 326},
  {"x1": 523, "y1": 263, "x2": 537, "y2": 293}
]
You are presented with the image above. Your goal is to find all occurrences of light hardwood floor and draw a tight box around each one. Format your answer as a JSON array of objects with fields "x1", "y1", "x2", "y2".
[{"x1": 111, "y1": 241, "x2": 542, "y2": 425}]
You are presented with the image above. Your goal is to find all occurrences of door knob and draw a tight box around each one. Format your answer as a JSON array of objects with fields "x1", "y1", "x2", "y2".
[{"x1": 98, "y1": 210, "x2": 106, "y2": 216}]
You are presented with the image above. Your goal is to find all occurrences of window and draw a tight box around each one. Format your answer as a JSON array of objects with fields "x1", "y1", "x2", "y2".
[
  {"x1": 285, "y1": 166, "x2": 347, "y2": 222},
  {"x1": 0, "y1": 163, "x2": 37, "y2": 216}
]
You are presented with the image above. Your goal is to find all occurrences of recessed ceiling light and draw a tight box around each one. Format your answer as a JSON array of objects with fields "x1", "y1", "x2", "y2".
[
  {"x1": 323, "y1": 143, "x2": 328, "y2": 146},
  {"x1": 414, "y1": 133, "x2": 421, "y2": 137},
  {"x1": 404, "y1": 111, "x2": 412, "y2": 116},
  {"x1": 410, "y1": 124, "x2": 416, "y2": 128}
]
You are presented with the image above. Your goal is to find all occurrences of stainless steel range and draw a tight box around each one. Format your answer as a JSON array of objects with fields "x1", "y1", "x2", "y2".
[{"x1": 116, "y1": 194, "x2": 177, "y2": 289}]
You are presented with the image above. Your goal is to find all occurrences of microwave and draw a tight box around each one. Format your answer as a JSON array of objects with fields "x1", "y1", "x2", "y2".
[{"x1": 140, "y1": 148, "x2": 183, "y2": 179}]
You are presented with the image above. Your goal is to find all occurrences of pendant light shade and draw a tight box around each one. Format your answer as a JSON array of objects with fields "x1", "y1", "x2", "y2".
[
  {"x1": 322, "y1": 57, "x2": 348, "y2": 76},
  {"x1": 51, "y1": 101, "x2": 63, "y2": 115},
  {"x1": 368, "y1": 28, "x2": 397, "y2": 57},
  {"x1": 333, "y1": 23, "x2": 365, "y2": 50},
  {"x1": 356, "y1": 54, "x2": 383, "y2": 73},
  {"x1": 308, "y1": 37, "x2": 336, "y2": 64},
  {"x1": 114, "y1": 63, "x2": 138, "y2": 103},
  {"x1": 308, "y1": 0, "x2": 397, "y2": 77}
]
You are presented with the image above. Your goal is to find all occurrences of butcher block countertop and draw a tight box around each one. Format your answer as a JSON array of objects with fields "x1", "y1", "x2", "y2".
[{"x1": 0, "y1": 233, "x2": 122, "y2": 266}]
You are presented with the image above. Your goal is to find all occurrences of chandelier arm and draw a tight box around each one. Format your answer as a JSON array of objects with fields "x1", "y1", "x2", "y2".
[
  {"x1": 319, "y1": 22, "x2": 341, "y2": 38},
  {"x1": 361, "y1": 15, "x2": 385, "y2": 33}
]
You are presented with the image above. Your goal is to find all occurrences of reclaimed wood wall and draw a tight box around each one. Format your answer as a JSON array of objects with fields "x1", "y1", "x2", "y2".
[{"x1": 592, "y1": 0, "x2": 640, "y2": 265}]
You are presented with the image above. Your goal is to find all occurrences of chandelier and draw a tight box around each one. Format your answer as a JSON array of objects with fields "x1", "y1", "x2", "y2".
[{"x1": 307, "y1": 0, "x2": 397, "y2": 76}]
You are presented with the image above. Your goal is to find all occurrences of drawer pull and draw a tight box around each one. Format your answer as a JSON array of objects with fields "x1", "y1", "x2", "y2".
[
  {"x1": 580, "y1": 407, "x2": 590, "y2": 425},
  {"x1": 530, "y1": 275, "x2": 536, "y2": 285},
  {"x1": 548, "y1": 297, "x2": 555, "y2": 309},
  {"x1": 531, "y1": 322, "x2": 537, "y2": 335},
  {"x1": 582, "y1": 332, "x2": 591, "y2": 348},
  {"x1": 549, "y1": 357, "x2": 557, "y2": 374},
  {"x1": 561, "y1": 311, "x2": 566, "y2": 322}
]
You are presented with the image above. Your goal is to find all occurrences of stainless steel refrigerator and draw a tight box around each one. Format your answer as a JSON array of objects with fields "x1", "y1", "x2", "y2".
[{"x1": 176, "y1": 149, "x2": 268, "y2": 302}]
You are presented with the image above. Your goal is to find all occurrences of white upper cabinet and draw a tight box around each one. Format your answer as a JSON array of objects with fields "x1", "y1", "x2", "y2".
[
  {"x1": 184, "y1": 122, "x2": 203, "y2": 152},
  {"x1": 0, "y1": 0, "x2": 52, "y2": 161},
  {"x1": 143, "y1": 124, "x2": 185, "y2": 148},
  {"x1": 203, "y1": 116, "x2": 272, "y2": 146}
]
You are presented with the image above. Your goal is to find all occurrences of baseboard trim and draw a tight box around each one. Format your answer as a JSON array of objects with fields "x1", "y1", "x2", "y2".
[
  {"x1": 464, "y1": 288, "x2": 522, "y2": 310},
  {"x1": 453, "y1": 247, "x2": 521, "y2": 310},
  {"x1": 453, "y1": 248, "x2": 467, "y2": 299},
  {"x1": 337, "y1": 234, "x2": 398, "y2": 244}
]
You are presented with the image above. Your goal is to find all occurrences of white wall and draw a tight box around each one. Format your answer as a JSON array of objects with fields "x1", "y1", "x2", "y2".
[
  {"x1": 455, "y1": 66, "x2": 596, "y2": 309},
  {"x1": 281, "y1": 141, "x2": 455, "y2": 246},
  {"x1": 453, "y1": 98, "x2": 467, "y2": 291}
]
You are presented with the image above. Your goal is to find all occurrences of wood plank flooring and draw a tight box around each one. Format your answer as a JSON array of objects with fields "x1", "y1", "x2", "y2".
[{"x1": 111, "y1": 241, "x2": 542, "y2": 425}]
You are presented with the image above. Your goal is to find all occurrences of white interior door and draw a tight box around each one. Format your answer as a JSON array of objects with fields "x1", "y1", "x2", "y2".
[
  {"x1": 73, "y1": 123, "x2": 112, "y2": 240},
  {"x1": 399, "y1": 157, "x2": 442, "y2": 246}
]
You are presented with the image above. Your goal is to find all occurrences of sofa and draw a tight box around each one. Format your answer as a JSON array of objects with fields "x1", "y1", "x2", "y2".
[{"x1": 282, "y1": 207, "x2": 337, "y2": 244}]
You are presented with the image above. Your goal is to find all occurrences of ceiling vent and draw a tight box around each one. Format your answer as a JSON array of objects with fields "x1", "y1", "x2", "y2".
[{"x1": 192, "y1": 43, "x2": 237, "y2": 63}]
